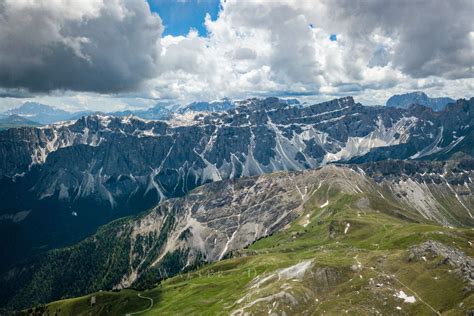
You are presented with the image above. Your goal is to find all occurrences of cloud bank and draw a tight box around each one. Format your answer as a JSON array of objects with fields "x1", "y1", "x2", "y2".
[
  {"x1": 0, "y1": 0, "x2": 472, "y2": 109},
  {"x1": 149, "y1": 0, "x2": 473, "y2": 103}
]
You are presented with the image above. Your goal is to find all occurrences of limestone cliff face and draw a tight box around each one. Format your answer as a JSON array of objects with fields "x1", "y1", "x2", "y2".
[{"x1": 1, "y1": 97, "x2": 471, "y2": 211}]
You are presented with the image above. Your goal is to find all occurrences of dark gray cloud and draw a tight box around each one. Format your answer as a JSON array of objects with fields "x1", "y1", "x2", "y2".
[
  {"x1": 233, "y1": 47, "x2": 257, "y2": 60},
  {"x1": 0, "y1": 0, "x2": 162, "y2": 93},
  {"x1": 0, "y1": 88, "x2": 33, "y2": 98}
]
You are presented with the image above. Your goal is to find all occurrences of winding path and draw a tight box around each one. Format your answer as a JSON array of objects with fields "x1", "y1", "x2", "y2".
[{"x1": 126, "y1": 293, "x2": 154, "y2": 316}]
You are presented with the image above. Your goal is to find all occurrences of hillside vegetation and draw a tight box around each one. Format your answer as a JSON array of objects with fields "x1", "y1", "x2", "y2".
[{"x1": 22, "y1": 165, "x2": 474, "y2": 315}]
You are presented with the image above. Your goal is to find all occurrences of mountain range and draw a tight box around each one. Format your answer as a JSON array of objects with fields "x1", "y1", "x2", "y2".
[
  {"x1": 1, "y1": 97, "x2": 472, "y2": 265},
  {"x1": 0, "y1": 99, "x2": 238, "y2": 125},
  {"x1": 1, "y1": 92, "x2": 453, "y2": 128},
  {"x1": 0, "y1": 95, "x2": 472, "y2": 313},
  {"x1": 3, "y1": 102, "x2": 74, "y2": 125}
]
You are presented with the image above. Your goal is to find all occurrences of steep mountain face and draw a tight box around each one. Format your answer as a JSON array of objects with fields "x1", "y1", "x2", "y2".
[
  {"x1": 3, "y1": 102, "x2": 73, "y2": 124},
  {"x1": 2, "y1": 159, "x2": 472, "y2": 310},
  {"x1": 0, "y1": 97, "x2": 472, "y2": 272},
  {"x1": 386, "y1": 91, "x2": 455, "y2": 111},
  {"x1": 1, "y1": 97, "x2": 472, "y2": 204},
  {"x1": 351, "y1": 98, "x2": 473, "y2": 162}
]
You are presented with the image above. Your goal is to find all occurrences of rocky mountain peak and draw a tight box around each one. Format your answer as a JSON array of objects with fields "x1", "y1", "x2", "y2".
[{"x1": 386, "y1": 91, "x2": 455, "y2": 111}]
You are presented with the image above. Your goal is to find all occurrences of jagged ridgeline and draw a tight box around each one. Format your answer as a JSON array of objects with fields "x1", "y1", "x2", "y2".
[
  {"x1": 1, "y1": 159, "x2": 473, "y2": 312},
  {"x1": 0, "y1": 97, "x2": 472, "y2": 275}
]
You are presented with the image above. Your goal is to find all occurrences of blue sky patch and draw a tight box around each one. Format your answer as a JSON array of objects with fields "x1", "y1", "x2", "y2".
[
  {"x1": 329, "y1": 34, "x2": 337, "y2": 41},
  {"x1": 147, "y1": 0, "x2": 220, "y2": 37}
]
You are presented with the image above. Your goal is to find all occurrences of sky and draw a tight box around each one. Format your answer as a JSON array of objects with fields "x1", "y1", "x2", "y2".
[
  {"x1": 0, "y1": 0, "x2": 472, "y2": 112},
  {"x1": 146, "y1": 0, "x2": 220, "y2": 36}
]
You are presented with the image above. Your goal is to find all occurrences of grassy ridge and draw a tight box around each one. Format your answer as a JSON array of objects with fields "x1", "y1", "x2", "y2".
[{"x1": 29, "y1": 188, "x2": 474, "y2": 315}]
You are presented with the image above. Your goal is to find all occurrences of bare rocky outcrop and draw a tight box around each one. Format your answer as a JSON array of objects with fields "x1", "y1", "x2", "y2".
[{"x1": 409, "y1": 240, "x2": 474, "y2": 291}]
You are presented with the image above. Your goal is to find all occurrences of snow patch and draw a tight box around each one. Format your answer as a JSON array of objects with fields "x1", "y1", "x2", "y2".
[
  {"x1": 278, "y1": 260, "x2": 313, "y2": 280},
  {"x1": 0, "y1": 210, "x2": 31, "y2": 223},
  {"x1": 344, "y1": 223, "x2": 351, "y2": 234},
  {"x1": 396, "y1": 290, "x2": 416, "y2": 303}
]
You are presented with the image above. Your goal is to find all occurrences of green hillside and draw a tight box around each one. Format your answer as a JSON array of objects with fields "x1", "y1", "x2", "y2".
[{"x1": 25, "y1": 184, "x2": 474, "y2": 315}]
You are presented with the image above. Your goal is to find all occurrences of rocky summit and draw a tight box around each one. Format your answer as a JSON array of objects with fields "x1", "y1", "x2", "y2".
[{"x1": 386, "y1": 91, "x2": 456, "y2": 111}]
